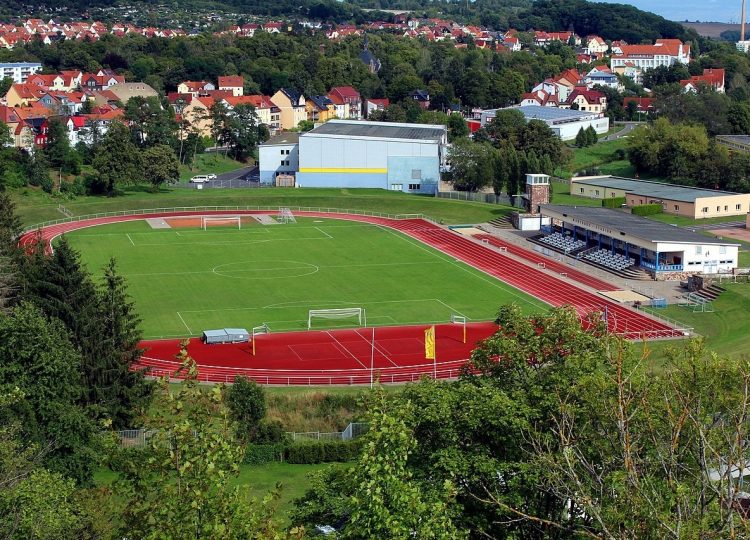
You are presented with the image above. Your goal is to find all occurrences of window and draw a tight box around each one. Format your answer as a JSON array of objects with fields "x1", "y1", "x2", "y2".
[
  {"x1": 724, "y1": 205, "x2": 728, "y2": 211},
  {"x1": 580, "y1": 188, "x2": 584, "y2": 193},
  {"x1": 408, "y1": 183, "x2": 421, "y2": 191},
  {"x1": 411, "y1": 169, "x2": 422, "y2": 180},
  {"x1": 717, "y1": 206, "x2": 721, "y2": 212},
  {"x1": 737, "y1": 204, "x2": 742, "y2": 210},
  {"x1": 720, "y1": 246, "x2": 727, "y2": 255},
  {"x1": 695, "y1": 246, "x2": 702, "y2": 255},
  {"x1": 280, "y1": 149, "x2": 284, "y2": 155},
  {"x1": 674, "y1": 205, "x2": 679, "y2": 211},
  {"x1": 390, "y1": 184, "x2": 402, "y2": 191},
  {"x1": 595, "y1": 190, "x2": 600, "y2": 196},
  {"x1": 702, "y1": 207, "x2": 708, "y2": 213}
]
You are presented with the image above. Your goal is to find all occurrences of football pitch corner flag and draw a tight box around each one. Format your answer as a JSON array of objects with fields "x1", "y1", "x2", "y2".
[{"x1": 424, "y1": 325, "x2": 436, "y2": 360}]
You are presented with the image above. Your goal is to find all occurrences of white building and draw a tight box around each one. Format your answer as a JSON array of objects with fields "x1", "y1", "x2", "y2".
[
  {"x1": 610, "y1": 39, "x2": 690, "y2": 83},
  {"x1": 0, "y1": 62, "x2": 43, "y2": 83},
  {"x1": 480, "y1": 105, "x2": 609, "y2": 141},
  {"x1": 258, "y1": 132, "x2": 300, "y2": 184}
]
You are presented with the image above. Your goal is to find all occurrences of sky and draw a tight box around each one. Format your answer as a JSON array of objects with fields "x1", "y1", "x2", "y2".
[{"x1": 594, "y1": 0, "x2": 742, "y2": 23}]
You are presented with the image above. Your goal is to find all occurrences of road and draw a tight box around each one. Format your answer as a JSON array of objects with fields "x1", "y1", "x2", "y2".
[
  {"x1": 602, "y1": 122, "x2": 640, "y2": 141},
  {"x1": 181, "y1": 165, "x2": 260, "y2": 189}
]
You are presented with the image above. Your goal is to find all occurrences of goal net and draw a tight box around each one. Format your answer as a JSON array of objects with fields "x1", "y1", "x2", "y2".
[
  {"x1": 277, "y1": 208, "x2": 296, "y2": 224},
  {"x1": 202, "y1": 216, "x2": 241, "y2": 230},
  {"x1": 308, "y1": 308, "x2": 365, "y2": 330}
]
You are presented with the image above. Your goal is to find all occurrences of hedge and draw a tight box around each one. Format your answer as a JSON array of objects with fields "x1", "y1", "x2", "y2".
[
  {"x1": 602, "y1": 196, "x2": 626, "y2": 209},
  {"x1": 244, "y1": 443, "x2": 286, "y2": 465},
  {"x1": 285, "y1": 440, "x2": 362, "y2": 464},
  {"x1": 631, "y1": 203, "x2": 663, "y2": 216}
]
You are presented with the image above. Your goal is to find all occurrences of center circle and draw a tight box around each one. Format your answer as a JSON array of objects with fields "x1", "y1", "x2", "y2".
[{"x1": 212, "y1": 260, "x2": 319, "y2": 279}]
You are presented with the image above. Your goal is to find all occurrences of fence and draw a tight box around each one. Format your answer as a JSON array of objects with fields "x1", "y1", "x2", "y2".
[
  {"x1": 437, "y1": 191, "x2": 525, "y2": 207},
  {"x1": 286, "y1": 422, "x2": 369, "y2": 442},
  {"x1": 113, "y1": 423, "x2": 369, "y2": 447},
  {"x1": 23, "y1": 206, "x2": 429, "y2": 234}
]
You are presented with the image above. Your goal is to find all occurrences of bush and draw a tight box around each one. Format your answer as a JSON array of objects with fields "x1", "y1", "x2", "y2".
[
  {"x1": 602, "y1": 196, "x2": 626, "y2": 208},
  {"x1": 255, "y1": 420, "x2": 288, "y2": 444},
  {"x1": 631, "y1": 203, "x2": 663, "y2": 216},
  {"x1": 285, "y1": 440, "x2": 362, "y2": 464},
  {"x1": 83, "y1": 172, "x2": 108, "y2": 195},
  {"x1": 244, "y1": 443, "x2": 286, "y2": 465},
  {"x1": 226, "y1": 376, "x2": 266, "y2": 443}
]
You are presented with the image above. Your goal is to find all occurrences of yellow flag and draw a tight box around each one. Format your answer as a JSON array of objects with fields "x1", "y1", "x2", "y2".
[{"x1": 424, "y1": 325, "x2": 436, "y2": 360}]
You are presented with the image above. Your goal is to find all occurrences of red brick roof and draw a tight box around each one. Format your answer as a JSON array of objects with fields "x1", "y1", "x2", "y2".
[{"x1": 218, "y1": 75, "x2": 244, "y2": 88}]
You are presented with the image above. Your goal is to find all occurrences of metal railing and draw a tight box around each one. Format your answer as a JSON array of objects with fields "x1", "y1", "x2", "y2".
[
  {"x1": 23, "y1": 206, "x2": 429, "y2": 234},
  {"x1": 286, "y1": 422, "x2": 369, "y2": 442}
]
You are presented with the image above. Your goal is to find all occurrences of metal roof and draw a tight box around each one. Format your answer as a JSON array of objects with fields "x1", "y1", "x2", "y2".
[
  {"x1": 515, "y1": 105, "x2": 600, "y2": 122},
  {"x1": 305, "y1": 120, "x2": 445, "y2": 141},
  {"x1": 573, "y1": 176, "x2": 742, "y2": 203},
  {"x1": 717, "y1": 134, "x2": 750, "y2": 147},
  {"x1": 261, "y1": 132, "x2": 300, "y2": 146},
  {"x1": 540, "y1": 205, "x2": 740, "y2": 245}
]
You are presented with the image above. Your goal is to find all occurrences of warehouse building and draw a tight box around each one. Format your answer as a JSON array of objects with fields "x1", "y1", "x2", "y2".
[
  {"x1": 479, "y1": 105, "x2": 609, "y2": 141},
  {"x1": 258, "y1": 132, "x2": 300, "y2": 184},
  {"x1": 540, "y1": 205, "x2": 740, "y2": 279},
  {"x1": 260, "y1": 120, "x2": 447, "y2": 194},
  {"x1": 570, "y1": 176, "x2": 750, "y2": 219}
]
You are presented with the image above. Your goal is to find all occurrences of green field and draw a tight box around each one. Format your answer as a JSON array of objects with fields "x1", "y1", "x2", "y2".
[{"x1": 63, "y1": 217, "x2": 546, "y2": 338}]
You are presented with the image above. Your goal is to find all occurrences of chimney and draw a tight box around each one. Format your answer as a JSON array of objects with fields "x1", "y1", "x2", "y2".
[{"x1": 743, "y1": 0, "x2": 747, "y2": 41}]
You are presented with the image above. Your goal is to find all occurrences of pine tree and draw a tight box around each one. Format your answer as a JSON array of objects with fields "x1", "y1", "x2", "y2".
[
  {"x1": 526, "y1": 150, "x2": 541, "y2": 175},
  {"x1": 540, "y1": 154, "x2": 554, "y2": 177},
  {"x1": 506, "y1": 146, "x2": 521, "y2": 196},
  {"x1": 0, "y1": 194, "x2": 21, "y2": 312},
  {"x1": 586, "y1": 126, "x2": 598, "y2": 146},
  {"x1": 492, "y1": 147, "x2": 509, "y2": 196},
  {"x1": 575, "y1": 127, "x2": 587, "y2": 147}
]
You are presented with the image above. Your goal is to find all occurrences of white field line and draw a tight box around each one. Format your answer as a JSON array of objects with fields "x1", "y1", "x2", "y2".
[
  {"x1": 180, "y1": 298, "x2": 448, "y2": 314},
  {"x1": 433, "y1": 298, "x2": 468, "y2": 319},
  {"x1": 315, "y1": 226, "x2": 333, "y2": 239},
  {"x1": 354, "y1": 328, "x2": 399, "y2": 367},
  {"x1": 126, "y1": 233, "x2": 135, "y2": 246},
  {"x1": 176, "y1": 312, "x2": 193, "y2": 335},
  {"x1": 325, "y1": 331, "x2": 368, "y2": 369}
]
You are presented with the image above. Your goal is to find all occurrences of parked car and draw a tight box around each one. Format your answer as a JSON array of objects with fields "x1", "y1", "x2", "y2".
[
  {"x1": 190, "y1": 175, "x2": 209, "y2": 183},
  {"x1": 206, "y1": 173, "x2": 217, "y2": 180}
]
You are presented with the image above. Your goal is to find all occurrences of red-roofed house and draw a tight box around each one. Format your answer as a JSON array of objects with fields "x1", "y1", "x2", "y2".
[
  {"x1": 218, "y1": 75, "x2": 244, "y2": 97},
  {"x1": 534, "y1": 31, "x2": 580, "y2": 47},
  {"x1": 611, "y1": 39, "x2": 690, "y2": 83},
  {"x1": 520, "y1": 90, "x2": 558, "y2": 107},
  {"x1": 623, "y1": 96, "x2": 656, "y2": 117},
  {"x1": 177, "y1": 80, "x2": 215, "y2": 96},
  {"x1": 365, "y1": 98, "x2": 389, "y2": 117},
  {"x1": 327, "y1": 86, "x2": 362, "y2": 119},
  {"x1": 562, "y1": 87, "x2": 607, "y2": 113},
  {"x1": 5, "y1": 83, "x2": 46, "y2": 107},
  {"x1": 680, "y1": 68, "x2": 725, "y2": 94},
  {"x1": 585, "y1": 35, "x2": 608, "y2": 55}
]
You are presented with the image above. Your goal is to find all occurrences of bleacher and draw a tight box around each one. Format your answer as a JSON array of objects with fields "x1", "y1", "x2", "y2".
[
  {"x1": 538, "y1": 232, "x2": 586, "y2": 253},
  {"x1": 584, "y1": 249, "x2": 635, "y2": 271}
]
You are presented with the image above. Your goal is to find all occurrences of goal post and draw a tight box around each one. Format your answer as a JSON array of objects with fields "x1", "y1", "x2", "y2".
[
  {"x1": 308, "y1": 308, "x2": 365, "y2": 330},
  {"x1": 202, "y1": 216, "x2": 241, "y2": 230},
  {"x1": 450, "y1": 314, "x2": 467, "y2": 344},
  {"x1": 277, "y1": 208, "x2": 296, "y2": 224},
  {"x1": 251, "y1": 324, "x2": 270, "y2": 356}
]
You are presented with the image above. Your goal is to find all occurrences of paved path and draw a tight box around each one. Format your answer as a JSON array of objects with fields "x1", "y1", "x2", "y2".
[{"x1": 602, "y1": 122, "x2": 640, "y2": 141}]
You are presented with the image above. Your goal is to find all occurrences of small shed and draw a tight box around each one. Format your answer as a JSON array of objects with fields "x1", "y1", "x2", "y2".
[{"x1": 201, "y1": 328, "x2": 250, "y2": 344}]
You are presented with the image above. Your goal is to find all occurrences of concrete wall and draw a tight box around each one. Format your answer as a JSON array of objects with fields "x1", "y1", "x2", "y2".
[
  {"x1": 625, "y1": 193, "x2": 750, "y2": 219},
  {"x1": 259, "y1": 143, "x2": 299, "y2": 184},
  {"x1": 570, "y1": 182, "x2": 628, "y2": 199}
]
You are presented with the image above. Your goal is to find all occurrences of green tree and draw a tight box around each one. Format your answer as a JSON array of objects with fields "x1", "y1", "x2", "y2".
[
  {"x1": 585, "y1": 125, "x2": 598, "y2": 146},
  {"x1": 447, "y1": 113, "x2": 469, "y2": 142},
  {"x1": 92, "y1": 121, "x2": 141, "y2": 195},
  {"x1": 44, "y1": 117, "x2": 71, "y2": 171},
  {"x1": 227, "y1": 103, "x2": 261, "y2": 161},
  {"x1": 142, "y1": 144, "x2": 179, "y2": 189},
  {"x1": 447, "y1": 138, "x2": 496, "y2": 192},
  {"x1": 225, "y1": 375, "x2": 266, "y2": 443},
  {"x1": 114, "y1": 344, "x2": 293, "y2": 539},
  {"x1": 345, "y1": 386, "x2": 465, "y2": 539}
]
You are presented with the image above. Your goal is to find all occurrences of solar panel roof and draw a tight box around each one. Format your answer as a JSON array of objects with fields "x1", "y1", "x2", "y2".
[
  {"x1": 540, "y1": 205, "x2": 740, "y2": 245},
  {"x1": 306, "y1": 120, "x2": 445, "y2": 141}
]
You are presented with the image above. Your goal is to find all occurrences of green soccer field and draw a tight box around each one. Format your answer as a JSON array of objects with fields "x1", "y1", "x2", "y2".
[{"x1": 61, "y1": 217, "x2": 548, "y2": 339}]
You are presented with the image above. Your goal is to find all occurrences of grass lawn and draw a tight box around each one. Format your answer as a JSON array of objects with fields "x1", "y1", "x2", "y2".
[
  {"x1": 179, "y1": 153, "x2": 247, "y2": 182},
  {"x1": 12, "y1": 186, "x2": 514, "y2": 227},
  {"x1": 560, "y1": 138, "x2": 628, "y2": 177},
  {"x1": 645, "y1": 284, "x2": 750, "y2": 361},
  {"x1": 94, "y1": 461, "x2": 337, "y2": 527},
  {"x1": 646, "y1": 213, "x2": 748, "y2": 227},
  {"x1": 63, "y1": 217, "x2": 546, "y2": 339},
  {"x1": 550, "y1": 181, "x2": 601, "y2": 207}
]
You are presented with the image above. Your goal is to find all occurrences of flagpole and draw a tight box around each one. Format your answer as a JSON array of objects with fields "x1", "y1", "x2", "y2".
[
  {"x1": 370, "y1": 326, "x2": 375, "y2": 389},
  {"x1": 433, "y1": 327, "x2": 437, "y2": 379}
]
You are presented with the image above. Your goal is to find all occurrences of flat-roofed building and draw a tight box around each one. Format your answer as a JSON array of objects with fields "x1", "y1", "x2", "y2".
[
  {"x1": 480, "y1": 105, "x2": 609, "y2": 141},
  {"x1": 570, "y1": 176, "x2": 750, "y2": 219},
  {"x1": 0, "y1": 62, "x2": 42, "y2": 83},
  {"x1": 540, "y1": 205, "x2": 740, "y2": 279},
  {"x1": 716, "y1": 135, "x2": 750, "y2": 153}
]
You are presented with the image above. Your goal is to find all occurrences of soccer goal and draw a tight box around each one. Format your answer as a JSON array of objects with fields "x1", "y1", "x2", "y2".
[
  {"x1": 451, "y1": 314, "x2": 467, "y2": 343},
  {"x1": 277, "y1": 208, "x2": 296, "y2": 224},
  {"x1": 308, "y1": 308, "x2": 365, "y2": 330},
  {"x1": 202, "y1": 216, "x2": 241, "y2": 230}
]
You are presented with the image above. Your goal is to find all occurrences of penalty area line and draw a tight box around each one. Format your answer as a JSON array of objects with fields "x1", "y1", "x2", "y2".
[
  {"x1": 315, "y1": 226, "x2": 333, "y2": 239},
  {"x1": 176, "y1": 312, "x2": 193, "y2": 335},
  {"x1": 126, "y1": 233, "x2": 135, "y2": 246}
]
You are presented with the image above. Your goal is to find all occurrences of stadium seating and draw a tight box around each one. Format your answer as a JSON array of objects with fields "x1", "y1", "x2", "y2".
[
  {"x1": 539, "y1": 232, "x2": 586, "y2": 253},
  {"x1": 583, "y1": 249, "x2": 636, "y2": 272}
]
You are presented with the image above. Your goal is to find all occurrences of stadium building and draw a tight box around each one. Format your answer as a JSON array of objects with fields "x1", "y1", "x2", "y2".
[
  {"x1": 540, "y1": 205, "x2": 740, "y2": 279},
  {"x1": 259, "y1": 120, "x2": 448, "y2": 194},
  {"x1": 479, "y1": 105, "x2": 609, "y2": 141},
  {"x1": 570, "y1": 176, "x2": 750, "y2": 219}
]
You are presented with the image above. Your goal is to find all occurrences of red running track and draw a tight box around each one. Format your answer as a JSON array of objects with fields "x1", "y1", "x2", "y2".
[
  {"x1": 19, "y1": 211, "x2": 685, "y2": 385},
  {"x1": 473, "y1": 234, "x2": 621, "y2": 292}
]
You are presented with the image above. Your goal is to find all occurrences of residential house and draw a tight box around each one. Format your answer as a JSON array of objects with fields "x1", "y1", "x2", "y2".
[
  {"x1": 623, "y1": 96, "x2": 656, "y2": 117},
  {"x1": 327, "y1": 86, "x2": 362, "y2": 120},
  {"x1": 5, "y1": 83, "x2": 46, "y2": 107},
  {"x1": 411, "y1": 89, "x2": 430, "y2": 109},
  {"x1": 562, "y1": 87, "x2": 607, "y2": 113},
  {"x1": 177, "y1": 80, "x2": 216, "y2": 96},
  {"x1": 520, "y1": 90, "x2": 558, "y2": 107},
  {"x1": 80, "y1": 72, "x2": 125, "y2": 91},
  {"x1": 359, "y1": 36, "x2": 382, "y2": 73},
  {"x1": 503, "y1": 36, "x2": 521, "y2": 51},
  {"x1": 534, "y1": 31, "x2": 580, "y2": 47},
  {"x1": 271, "y1": 88, "x2": 307, "y2": 130},
  {"x1": 306, "y1": 95, "x2": 336, "y2": 123},
  {"x1": 181, "y1": 95, "x2": 214, "y2": 138},
  {"x1": 107, "y1": 82, "x2": 159, "y2": 104},
  {"x1": 218, "y1": 75, "x2": 244, "y2": 97},
  {"x1": 235, "y1": 95, "x2": 281, "y2": 131},
  {"x1": 57, "y1": 70, "x2": 82, "y2": 91},
  {"x1": 680, "y1": 68, "x2": 725, "y2": 94},
  {"x1": 584, "y1": 66, "x2": 621, "y2": 90},
  {"x1": 585, "y1": 35, "x2": 608, "y2": 55},
  {"x1": 38, "y1": 91, "x2": 84, "y2": 115},
  {"x1": 365, "y1": 98, "x2": 389, "y2": 117},
  {"x1": 610, "y1": 39, "x2": 690, "y2": 83}
]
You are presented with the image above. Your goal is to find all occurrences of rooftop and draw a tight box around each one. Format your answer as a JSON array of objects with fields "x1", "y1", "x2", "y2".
[
  {"x1": 540, "y1": 205, "x2": 739, "y2": 246},
  {"x1": 572, "y1": 176, "x2": 742, "y2": 203},
  {"x1": 304, "y1": 120, "x2": 446, "y2": 141},
  {"x1": 261, "y1": 132, "x2": 300, "y2": 146}
]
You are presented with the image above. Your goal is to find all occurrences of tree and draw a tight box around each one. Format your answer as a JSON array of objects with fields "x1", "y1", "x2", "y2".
[
  {"x1": 0, "y1": 193, "x2": 21, "y2": 313},
  {"x1": 92, "y1": 121, "x2": 141, "y2": 195},
  {"x1": 344, "y1": 386, "x2": 465, "y2": 539},
  {"x1": 114, "y1": 344, "x2": 294, "y2": 539},
  {"x1": 142, "y1": 144, "x2": 179, "y2": 189},
  {"x1": 585, "y1": 125, "x2": 598, "y2": 146},
  {"x1": 506, "y1": 145, "x2": 522, "y2": 196},
  {"x1": 447, "y1": 138, "x2": 496, "y2": 192},
  {"x1": 225, "y1": 376, "x2": 266, "y2": 443},
  {"x1": 44, "y1": 117, "x2": 71, "y2": 171},
  {"x1": 124, "y1": 95, "x2": 177, "y2": 148},
  {"x1": 226, "y1": 103, "x2": 261, "y2": 161},
  {"x1": 447, "y1": 113, "x2": 469, "y2": 142},
  {"x1": 492, "y1": 148, "x2": 509, "y2": 196}
]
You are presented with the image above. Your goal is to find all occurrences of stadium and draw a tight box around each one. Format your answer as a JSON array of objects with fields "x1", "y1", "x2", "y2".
[{"x1": 18, "y1": 207, "x2": 689, "y2": 385}]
